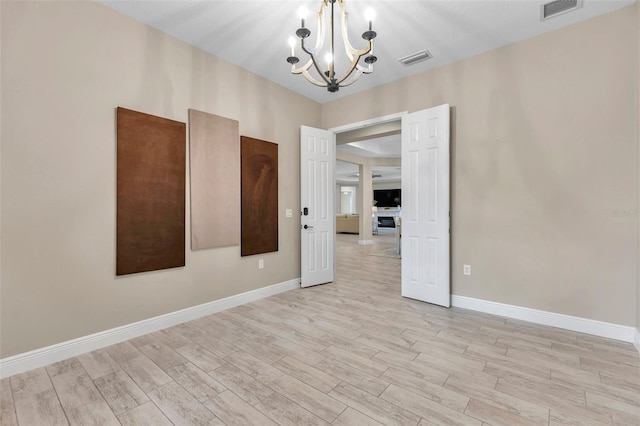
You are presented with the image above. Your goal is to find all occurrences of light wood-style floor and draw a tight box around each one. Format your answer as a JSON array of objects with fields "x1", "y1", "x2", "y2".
[{"x1": 2, "y1": 232, "x2": 639, "y2": 425}]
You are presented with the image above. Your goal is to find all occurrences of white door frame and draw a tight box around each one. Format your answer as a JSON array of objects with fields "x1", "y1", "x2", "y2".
[{"x1": 328, "y1": 112, "x2": 409, "y2": 134}]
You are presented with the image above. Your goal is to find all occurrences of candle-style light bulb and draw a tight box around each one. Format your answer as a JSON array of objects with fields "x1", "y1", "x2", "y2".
[
  {"x1": 325, "y1": 52, "x2": 333, "y2": 67},
  {"x1": 298, "y1": 7, "x2": 309, "y2": 28},
  {"x1": 288, "y1": 37, "x2": 296, "y2": 56},
  {"x1": 325, "y1": 52, "x2": 334, "y2": 79},
  {"x1": 361, "y1": 8, "x2": 377, "y2": 42},
  {"x1": 365, "y1": 8, "x2": 375, "y2": 30}
]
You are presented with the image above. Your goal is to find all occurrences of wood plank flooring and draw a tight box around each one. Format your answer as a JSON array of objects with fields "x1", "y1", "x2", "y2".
[{"x1": 1, "y1": 232, "x2": 639, "y2": 425}]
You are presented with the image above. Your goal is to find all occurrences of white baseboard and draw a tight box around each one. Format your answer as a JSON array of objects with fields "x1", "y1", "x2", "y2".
[
  {"x1": 634, "y1": 328, "x2": 640, "y2": 353},
  {"x1": 0, "y1": 278, "x2": 300, "y2": 379},
  {"x1": 451, "y1": 295, "x2": 637, "y2": 344}
]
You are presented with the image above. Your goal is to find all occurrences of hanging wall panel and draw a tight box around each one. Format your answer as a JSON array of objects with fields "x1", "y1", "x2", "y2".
[
  {"x1": 240, "y1": 136, "x2": 278, "y2": 256},
  {"x1": 116, "y1": 107, "x2": 186, "y2": 275},
  {"x1": 188, "y1": 109, "x2": 240, "y2": 250}
]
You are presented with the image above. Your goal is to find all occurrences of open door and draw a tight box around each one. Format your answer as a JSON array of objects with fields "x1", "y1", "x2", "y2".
[
  {"x1": 401, "y1": 105, "x2": 451, "y2": 307},
  {"x1": 300, "y1": 126, "x2": 335, "y2": 288}
]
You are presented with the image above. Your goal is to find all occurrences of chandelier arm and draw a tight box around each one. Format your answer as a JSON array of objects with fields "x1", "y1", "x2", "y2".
[
  {"x1": 339, "y1": 1, "x2": 355, "y2": 58},
  {"x1": 292, "y1": 63, "x2": 330, "y2": 87},
  {"x1": 336, "y1": 57, "x2": 360, "y2": 84},
  {"x1": 302, "y1": 69, "x2": 330, "y2": 87},
  {"x1": 309, "y1": 54, "x2": 332, "y2": 85},
  {"x1": 312, "y1": 2, "x2": 327, "y2": 54},
  {"x1": 329, "y1": 0, "x2": 335, "y2": 79},
  {"x1": 290, "y1": 59, "x2": 329, "y2": 87},
  {"x1": 335, "y1": 8, "x2": 373, "y2": 84},
  {"x1": 355, "y1": 61, "x2": 374, "y2": 74},
  {"x1": 340, "y1": 69, "x2": 364, "y2": 87},
  {"x1": 339, "y1": 2, "x2": 372, "y2": 60},
  {"x1": 290, "y1": 57, "x2": 314, "y2": 74},
  {"x1": 334, "y1": 49, "x2": 371, "y2": 85},
  {"x1": 293, "y1": 7, "x2": 331, "y2": 86},
  {"x1": 300, "y1": 42, "x2": 332, "y2": 86}
]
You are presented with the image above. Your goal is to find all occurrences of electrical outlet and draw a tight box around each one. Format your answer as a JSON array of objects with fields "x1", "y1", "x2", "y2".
[
  {"x1": 463, "y1": 264, "x2": 471, "y2": 276},
  {"x1": 258, "y1": 259, "x2": 264, "y2": 269}
]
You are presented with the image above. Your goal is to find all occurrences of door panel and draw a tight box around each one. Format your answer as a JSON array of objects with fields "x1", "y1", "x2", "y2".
[
  {"x1": 300, "y1": 126, "x2": 335, "y2": 288},
  {"x1": 401, "y1": 105, "x2": 450, "y2": 307}
]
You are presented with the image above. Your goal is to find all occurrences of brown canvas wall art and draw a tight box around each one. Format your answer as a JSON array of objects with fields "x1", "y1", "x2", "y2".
[
  {"x1": 188, "y1": 110, "x2": 240, "y2": 250},
  {"x1": 116, "y1": 107, "x2": 186, "y2": 275},
  {"x1": 240, "y1": 136, "x2": 278, "y2": 256}
]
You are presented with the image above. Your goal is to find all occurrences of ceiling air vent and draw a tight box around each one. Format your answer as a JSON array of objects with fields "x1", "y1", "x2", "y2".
[
  {"x1": 398, "y1": 49, "x2": 432, "y2": 66},
  {"x1": 541, "y1": 0, "x2": 582, "y2": 21}
]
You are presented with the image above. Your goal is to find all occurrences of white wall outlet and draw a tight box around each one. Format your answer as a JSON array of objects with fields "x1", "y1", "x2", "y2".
[
  {"x1": 463, "y1": 264, "x2": 471, "y2": 276},
  {"x1": 285, "y1": 209, "x2": 293, "y2": 218},
  {"x1": 258, "y1": 259, "x2": 264, "y2": 269}
]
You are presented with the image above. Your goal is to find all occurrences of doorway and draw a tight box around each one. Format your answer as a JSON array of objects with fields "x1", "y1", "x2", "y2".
[
  {"x1": 331, "y1": 113, "x2": 405, "y2": 246},
  {"x1": 301, "y1": 106, "x2": 451, "y2": 307}
]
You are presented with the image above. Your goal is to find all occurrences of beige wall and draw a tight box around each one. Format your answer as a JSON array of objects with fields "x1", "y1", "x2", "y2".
[
  {"x1": 0, "y1": 1, "x2": 320, "y2": 358},
  {"x1": 323, "y1": 6, "x2": 638, "y2": 327},
  {"x1": 373, "y1": 182, "x2": 401, "y2": 191}
]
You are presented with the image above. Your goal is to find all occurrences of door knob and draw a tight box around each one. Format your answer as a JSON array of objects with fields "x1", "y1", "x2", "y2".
[{"x1": 303, "y1": 224, "x2": 314, "y2": 230}]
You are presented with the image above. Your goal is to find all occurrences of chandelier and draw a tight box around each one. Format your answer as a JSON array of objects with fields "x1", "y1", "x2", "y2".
[{"x1": 286, "y1": 0, "x2": 377, "y2": 93}]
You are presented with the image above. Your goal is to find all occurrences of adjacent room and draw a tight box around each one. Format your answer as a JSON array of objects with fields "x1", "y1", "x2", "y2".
[{"x1": 1, "y1": 0, "x2": 639, "y2": 425}]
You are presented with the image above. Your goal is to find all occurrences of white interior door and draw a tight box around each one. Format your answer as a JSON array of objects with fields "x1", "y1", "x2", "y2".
[
  {"x1": 300, "y1": 126, "x2": 335, "y2": 288},
  {"x1": 401, "y1": 105, "x2": 451, "y2": 307}
]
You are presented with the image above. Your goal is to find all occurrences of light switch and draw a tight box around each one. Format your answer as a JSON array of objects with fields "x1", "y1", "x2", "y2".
[{"x1": 286, "y1": 209, "x2": 293, "y2": 218}]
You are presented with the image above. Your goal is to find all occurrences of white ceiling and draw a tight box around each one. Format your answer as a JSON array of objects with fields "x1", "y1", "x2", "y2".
[
  {"x1": 99, "y1": 0, "x2": 635, "y2": 104},
  {"x1": 336, "y1": 133, "x2": 401, "y2": 183},
  {"x1": 338, "y1": 134, "x2": 401, "y2": 158}
]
